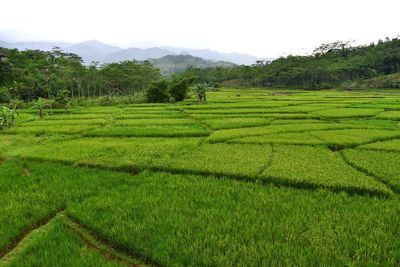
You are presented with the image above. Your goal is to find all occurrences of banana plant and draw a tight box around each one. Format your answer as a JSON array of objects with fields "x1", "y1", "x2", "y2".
[
  {"x1": 193, "y1": 83, "x2": 208, "y2": 103},
  {"x1": 0, "y1": 103, "x2": 18, "y2": 129},
  {"x1": 32, "y1": 97, "x2": 53, "y2": 118}
]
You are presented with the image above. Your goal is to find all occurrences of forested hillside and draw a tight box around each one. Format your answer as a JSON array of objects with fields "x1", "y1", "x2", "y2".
[
  {"x1": 183, "y1": 38, "x2": 400, "y2": 89},
  {"x1": 152, "y1": 55, "x2": 235, "y2": 75},
  {"x1": 0, "y1": 47, "x2": 161, "y2": 101}
]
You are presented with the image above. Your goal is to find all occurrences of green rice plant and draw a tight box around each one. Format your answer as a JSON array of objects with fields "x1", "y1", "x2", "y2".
[
  {"x1": 17, "y1": 138, "x2": 270, "y2": 178},
  {"x1": 120, "y1": 106, "x2": 169, "y2": 111},
  {"x1": 0, "y1": 215, "x2": 128, "y2": 267},
  {"x1": 349, "y1": 103, "x2": 400, "y2": 110},
  {"x1": 73, "y1": 106, "x2": 123, "y2": 114},
  {"x1": 2, "y1": 89, "x2": 400, "y2": 266},
  {"x1": 0, "y1": 158, "x2": 139, "y2": 241},
  {"x1": 4, "y1": 125, "x2": 99, "y2": 136},
  {"x1": 183, "y1": 102, "x2": 290, "y2": 110},
  {"x1": 184, "y1": 108, "x2": 296, "y2": 115},
  {"x1": 120, "y1": 110, "x2": 179, "y2": 115},
  {"x1": 309, "y1": 129, "x2": 400, "y2": 148},
  {"x1": 44, "y1": 113, "x2": 109, "y2": 120},
  {"x1": 271, "y1": 119, "x2": 326, "y2": 125},
  {"x1": 262, "y1": 145, "x2": 391, "y2": 196},
  {"x1": 20, "y1": 118, "x2": 107, "y2": 127},
  {"x1": 17, "y1": 137, "x2": 201, "y2": 170},
  {"x1": 311, "y1": 108, "x2": 384, "y2": 118},
  {"x1": 114, "y1": 113, "x2": 185, "y2": 119},
  {"x1": 207, "y1": 122, "x2": 349, "y2": 143},
  {"x1": 112, "y1": 118, "x2": 195, "y2": 126},
  {"x1": 149, "y1": 143, "x2": 272, "y2": 177},
  {"x1": 267, "y1": 105, "x2": 334, "y2": 113},
  {"x1": 0, "y1": 135, "x2": 57, "y2": 156},
  {"x1": 202, "y1": 117, "x2": 272, "y2": 130},
  {"x1": 340, "y1": 118, "x2": 397, "y2": 129},
  {"x1": 358, "y1": 139, "x2": 400, "y2": 151},
  {"x1": 189, "y1": 113, "x2": 320, "y2": 120},
  {"x1": 229, "y1": 129, "x2": 400, "y2": 148},
  {"x1": 341, "y1": 149, "x2": 400, "y2": 192},
  {"x1": 17, "y1": 108, "x2": 71, "y2": 115},
  {"x1": 83, "y1": 124, "x2": 210, "y2": 137},
  {"x1": 121, "y1": 103, "x2": 168, "y2": 108},
  {"x1": 229, "y1": 132, "x2": 326, "y2": 146},
  {"x1": 68, "y1": 170, "x2": 400, "y2": 266},
  {"x1": 376, "y1": 111, "x2": 400, "y2": 120}
]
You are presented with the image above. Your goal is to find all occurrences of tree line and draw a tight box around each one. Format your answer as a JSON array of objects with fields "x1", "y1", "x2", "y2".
[
  {"x1": 0, "y1": 47, "x2": 162, "y2": 102},
  {"x1": 182, "y1": 37, "x2": 400, "y2": 89}
]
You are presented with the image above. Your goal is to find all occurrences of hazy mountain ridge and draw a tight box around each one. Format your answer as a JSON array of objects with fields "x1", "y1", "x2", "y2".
[
  {"x1": 104, "y1": 47, "x2": 174, "y2": 62},
  {"x1": 164, "y1": 47, "x2": 261, "y2": 65},
  {"x1": 151, "y1": 54, "x2": 236, "y2": 75},
  {"x1": 0, "y1": 39, "x2": 263, "y2": 65}
]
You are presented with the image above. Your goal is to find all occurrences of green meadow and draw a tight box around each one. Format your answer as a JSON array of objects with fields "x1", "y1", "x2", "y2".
[{"x1": 1, "y1": 88, "x2": 400, "y2": 266}]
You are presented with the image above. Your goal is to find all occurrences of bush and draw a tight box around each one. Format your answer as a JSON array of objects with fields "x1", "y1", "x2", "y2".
[
  {"x1": 146, "y1": 80, "x2": 169, "y2": 103},
  {"x1": 169, "y1": 77, "x2": 194, "y2": 102},
  {"x1": 0, "y1": 86, "x2": 11, "y2": 103}
]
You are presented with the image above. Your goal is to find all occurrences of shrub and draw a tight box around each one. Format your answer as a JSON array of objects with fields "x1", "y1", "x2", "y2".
[
  {"x1": 146, "y1": 80, "x2": 169, "y2": 103},
  {"x1": 169, "y1": 76, "x2": 194, "y2": 102}
]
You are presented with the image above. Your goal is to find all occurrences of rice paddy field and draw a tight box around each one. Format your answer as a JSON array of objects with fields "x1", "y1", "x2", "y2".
[{"x1": 1, "y1": 88, "x2": 400, "y2": 266}]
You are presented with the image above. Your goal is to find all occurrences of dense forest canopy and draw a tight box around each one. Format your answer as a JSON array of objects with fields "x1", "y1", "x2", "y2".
[
  {"x1": 0, "y1": 37, "x2": 399, "y2": 104},
  {"x1": 0, "y1": 47, "x2": 161, "y2": 101},
  {"x1": 182, "y1": 37, "x2": 400, "y2": 89}
]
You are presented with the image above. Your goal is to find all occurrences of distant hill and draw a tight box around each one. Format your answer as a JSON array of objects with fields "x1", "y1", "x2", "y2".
[
  {"x1": 0, "y1": 40, "x2": 72, "y2": 51},
  {"x1": 164, "y1": 47, "x2": 261, "y2": 65},
  {"x1": 103, "y1": 47, "x2": 174, "y2": 62},
  {"x1": 152, "y1": 55, "x2": 236, "y2": 75},
  {"x1": 0, "y1": 39, "x2": 264, "y2": 65},
  {"x1": 64, "y1": 40, "x2": 122, "y2": 63}
]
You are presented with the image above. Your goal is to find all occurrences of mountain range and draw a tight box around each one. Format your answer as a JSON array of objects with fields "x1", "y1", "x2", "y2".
[
  {"x1": 150, "y1": 55, "x2": 236, "y2": 75},
  {"x1": 0, "y1": 39, "x2": 264, "y2": 65}
]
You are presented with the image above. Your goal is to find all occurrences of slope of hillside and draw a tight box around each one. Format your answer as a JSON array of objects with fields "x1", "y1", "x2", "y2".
[
  {"x1": 104, "y1": 47, "x2": 174, "y2": 62},
  {"x1": 63, "y1": 40, "x2": 122, "y2": 63},
  {"x1": 152, "y1": 55, "x2": 236, "y2": 75}
]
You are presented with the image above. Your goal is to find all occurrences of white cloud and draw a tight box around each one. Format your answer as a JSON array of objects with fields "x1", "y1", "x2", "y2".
[{"x1": 1, "y1": 0, "x2": 399, "y2": 57}]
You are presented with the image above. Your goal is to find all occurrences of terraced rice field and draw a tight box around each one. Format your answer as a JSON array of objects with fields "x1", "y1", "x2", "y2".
[{"x1": 1, "y1": 89, "x2": 400, "y2": 266}]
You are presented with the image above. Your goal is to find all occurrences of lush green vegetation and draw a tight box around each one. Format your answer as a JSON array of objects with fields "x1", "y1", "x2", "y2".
[
  {"x1": 0, "y1": 47, "x2": 195, "y2": 105},
  {"x1": 1, "y1": 88, "x2": 400, "y2": 266},
  {"x1": 182, "y1": 38, "x2": 400, "y2": 89}
]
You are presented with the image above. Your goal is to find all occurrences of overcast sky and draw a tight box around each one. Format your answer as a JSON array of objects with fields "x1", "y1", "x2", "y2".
[{"x1": 1, "y1": 0, "x2": 399, "y2": 57}]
